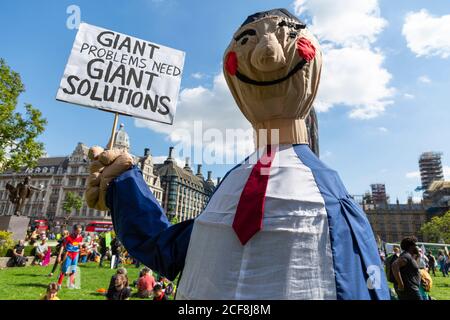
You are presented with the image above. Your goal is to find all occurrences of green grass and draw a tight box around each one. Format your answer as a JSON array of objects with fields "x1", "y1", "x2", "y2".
[
  {"x1": 424, "y1": 273, "x2": 450, "y2": 300},
  {"x1": 0, "y1": 262, "x2": 449, "y2": 300},
  {"x1": 387, "y1": 272, "x2": 450, "y2": 300},
  {"x1": 0, "y1": 262, "x2": 151, "y2": 300}
]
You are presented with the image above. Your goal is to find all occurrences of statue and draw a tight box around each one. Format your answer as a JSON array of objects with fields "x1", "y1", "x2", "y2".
[{"x1": 5, "y1": 176, "x2": 44, "y2": 216}]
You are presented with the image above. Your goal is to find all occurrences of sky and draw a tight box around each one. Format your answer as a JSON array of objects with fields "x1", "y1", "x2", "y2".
[{"x1": 0, "y1": 0, "x2": 449, "y2": 203}]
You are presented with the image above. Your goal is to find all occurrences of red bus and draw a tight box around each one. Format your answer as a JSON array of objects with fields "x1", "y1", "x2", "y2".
[{"x1": 85, "y1": 221, "x2": 114, "y2": 232}]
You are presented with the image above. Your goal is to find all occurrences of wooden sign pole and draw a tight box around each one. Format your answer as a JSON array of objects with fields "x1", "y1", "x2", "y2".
[{"x1": 108, "y1": 112, "x2": 119, "y2": 150}]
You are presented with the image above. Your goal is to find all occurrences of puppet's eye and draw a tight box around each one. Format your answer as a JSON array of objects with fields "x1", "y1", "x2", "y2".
[
  {"x1": 289, "y1": 32, "x2": 297, "y2": 39},
  {"x1": 241, "y1": 38, "x2": 248, "y2": 45},
  {"x1": 234, "y1": 29, "x2": 256, "y2": 42},
  {"x1": 278, "y1": 21, "x2": 287, "y2": 27}
]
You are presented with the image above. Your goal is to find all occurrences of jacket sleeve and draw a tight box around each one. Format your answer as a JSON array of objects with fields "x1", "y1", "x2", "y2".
[{"x1": 106, "y1": 166, "x2": 194, "y2": 281}]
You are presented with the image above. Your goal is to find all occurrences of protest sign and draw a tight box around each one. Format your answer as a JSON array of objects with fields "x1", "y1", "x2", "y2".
[{"x1": 56, "y1": 22, "x2": 185, "y2": 125}]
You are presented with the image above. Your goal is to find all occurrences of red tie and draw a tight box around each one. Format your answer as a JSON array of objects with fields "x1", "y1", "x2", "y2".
[{"x1": 232, "y1": 145, "x2": 276, "y2": 245}]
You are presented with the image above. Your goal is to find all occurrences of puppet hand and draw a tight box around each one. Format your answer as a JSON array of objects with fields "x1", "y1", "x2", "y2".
[{"x1": 85, "y1": 146, "x2": 134, "y2": 211}]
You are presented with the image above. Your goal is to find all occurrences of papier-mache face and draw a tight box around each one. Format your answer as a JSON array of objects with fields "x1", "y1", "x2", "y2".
[{"x1": 223, "y1": 8, "x2": 322, "y2": 127}]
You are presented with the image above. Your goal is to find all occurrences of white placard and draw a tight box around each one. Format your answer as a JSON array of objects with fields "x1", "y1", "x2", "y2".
[{"x1": 56, "y1": 23, "x2": 185, "y2": 125}]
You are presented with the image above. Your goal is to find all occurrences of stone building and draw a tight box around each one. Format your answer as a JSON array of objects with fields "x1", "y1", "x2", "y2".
[
  {"x1": 363, "y1": 202, "x2": 428, "y2": 243},
  {"x1": 155, "y1": 147, "x2": 216, "y2": 222},
  {"x1": 0, "y1": 124, "x2": 163, "y2": 228},
  {"x1": 370, "y1": 183, "x2": 388, "y2": 205}
]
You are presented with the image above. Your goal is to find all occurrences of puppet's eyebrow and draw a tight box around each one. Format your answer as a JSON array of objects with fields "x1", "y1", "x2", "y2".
[
  {"x1": 278, "y1": 20, "x2": 306, "y2": 30},
  {"x1": 234, "y1": 29, "x2": 256, "y2": 41}
]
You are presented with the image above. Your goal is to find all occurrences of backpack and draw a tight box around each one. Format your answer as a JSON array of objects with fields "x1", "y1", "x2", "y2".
[
  {"x1": 420, "y1": 269, "x2": 432, "y2": 292},
  {"x1": 164, "y1": 282, "x2": 175, "y2": 296},
  {"x1": 385, "y1": 254, "x2": 398, "y2": 283}
]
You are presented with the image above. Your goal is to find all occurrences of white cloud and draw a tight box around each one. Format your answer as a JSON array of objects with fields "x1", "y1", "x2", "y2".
[
  {"x1": 377, "y1": 127, "x2": 388, "y2": 133},
  {"x1": 293, "y1": 0, "x2": 394, "y2": 119},
  {"x1": 444, "y1": 165, "x2": 450, "y2": 180},
  {"x1": 402, "y1": 9, "x2": 450, "y2": 58},
  {"x1": 418, "y1": 75, "x2": 431, "y2": 84},
  {"x1": 135, "y1": 73, "x2": 254, "y2": 164},
  {"x1": 191, "y1": 72, "x2": 205, "y2": 79},
  {"x1": 315, "y1": 46, "x2": 394, "y2": 119},
  {"x1": 406, "y1": 171, "x2": 420, "y2": 179},
  {"x1": 293, "y1": 0, "x2": 387, "y2": 47},
  {"x1": 403, "y1": 93, "x2": 415, "y2": 99}
]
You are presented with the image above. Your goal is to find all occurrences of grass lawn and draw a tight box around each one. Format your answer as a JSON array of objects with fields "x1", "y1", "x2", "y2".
[
  {"x1": 0, "y1": 262, "x2": 155, "y2": 300},
  {"x1": 428, "y1": 273, "x2": 450, "y2": 300},
  {"x1": 0, "y1": 262, "x2": 449, "y2": 300},
  {"x1": 387, "y1": 272, "x2": 450, "y2": 300}
]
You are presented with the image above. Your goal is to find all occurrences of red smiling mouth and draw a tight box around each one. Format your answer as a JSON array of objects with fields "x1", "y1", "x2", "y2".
[{"x1": 225, "y1": 37, "x2": 316, "y2": 86}]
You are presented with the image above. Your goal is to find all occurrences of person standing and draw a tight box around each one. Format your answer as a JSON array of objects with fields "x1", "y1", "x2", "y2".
[
  {"x1": 437, "y1": 251, "x2": 448, "y2": 277},
  {"x1": 99, "y1": 233, "x2": 110, "y2": 267},
  {"x1": 110, "y1": 237, "x2": 122, "y2": 269},
  {"x1": 417, "y1": 248, "x2": 429, "y2": 270},
  {"x1": 57, "y1": 224, "x2": 83, "y2": 289},
  {"x1": 392, "y1": 237, "x2": 422, "y2": 300},
  {"x1": 48, "y1": 230, "x2": 69, "y2": 277},
  {"x1": 426, "y1": 251, "x2": 436, "y2": 277}
]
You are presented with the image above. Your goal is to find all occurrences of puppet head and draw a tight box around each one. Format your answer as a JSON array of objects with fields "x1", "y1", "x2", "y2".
[{"x1": 223, "y1": 9, "x2": 322, "y2": 147}]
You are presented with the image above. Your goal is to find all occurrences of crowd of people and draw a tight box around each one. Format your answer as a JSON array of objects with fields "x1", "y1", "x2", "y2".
[
  {"x1": 105, "y1": 267, "x2": 175, "y2": 300},
  {"x1": 384, "y1": 236, "x2": 450, "y2": 300},
  {"x1": 9, "y1": 224, "x2": 177, "y2": 300},
  {"x1": 7, "y1": 223, "x2": 450, "y2": 301}
]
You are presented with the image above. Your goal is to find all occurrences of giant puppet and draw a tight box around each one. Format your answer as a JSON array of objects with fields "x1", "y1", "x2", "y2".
[{"x1": 85, "y1": 9, "x2": 390, "y2": 300}]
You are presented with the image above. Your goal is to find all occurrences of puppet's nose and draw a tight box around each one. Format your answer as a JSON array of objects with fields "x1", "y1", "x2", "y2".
[{"x1": 250, "y1": 33, "x2": 286, "y2": 72}]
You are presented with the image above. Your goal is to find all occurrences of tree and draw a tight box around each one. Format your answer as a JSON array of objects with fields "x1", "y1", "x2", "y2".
[
  {"x1": 170, "y1": 215, "x2": 179, "y2": 225},
  {"x1": 62, "y1": 192, "x2": 83, "y2": 228},
  {"x1": 0, "y1": 58, "x2": 47, "y2": 172},
  {"x1": 420, "y1": 211, "x2": 450, "y2": 243}
]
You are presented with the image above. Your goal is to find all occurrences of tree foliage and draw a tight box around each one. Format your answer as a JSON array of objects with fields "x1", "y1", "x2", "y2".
[
  {"x1": 420, "y1": 211, "x2": 450, "y2": 243},
  {"x1": 62, "y1": 192, "x2": 83, "y2": 226},
  {"x1": 0, "y1": 230, "x2": 14, "y2": 253},
  {"x1": 0, "y1": 58, "x2": 47, "y2": 172},
  {"x1": 170, "y1": 215, "x2": 179, "y2": 225}
]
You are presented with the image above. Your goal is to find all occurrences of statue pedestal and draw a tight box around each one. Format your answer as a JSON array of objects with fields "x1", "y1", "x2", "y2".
[{"x1": 0, "y1": 215, "x2": 30, "y2": 241}]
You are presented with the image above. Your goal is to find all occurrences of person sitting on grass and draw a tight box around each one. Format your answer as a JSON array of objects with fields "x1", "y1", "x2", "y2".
[
  {"x1": 41, "y1": 282, "x2": 60, "y2": 300},
  {"x1": 106, "y1": 274, "x2": 131, "y2": 300},
  {"x1": 33, "y1": 238, "x2": 48, "y2": 266},
  {"x1": 88, "y1": 243, "x2": 100, "y2": 262},
  {"x1": 136, "y1": 267, "x2": 155, "y2": 298},
  {"x1": 12, "y1": 240, "x2": 27, "y2": 267},
  {"x1": 158, "y1": 275, "x2": 176, "y2": 298},
  {"x1": 152, "y1": 283, "x2": 168, "y2": 301},
  {"x1": 107, "y1": 267, "x2": 129, "y2": 294},
  {"x1": 79, "y1": 244, "x2": 88, "y2": 264}
]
